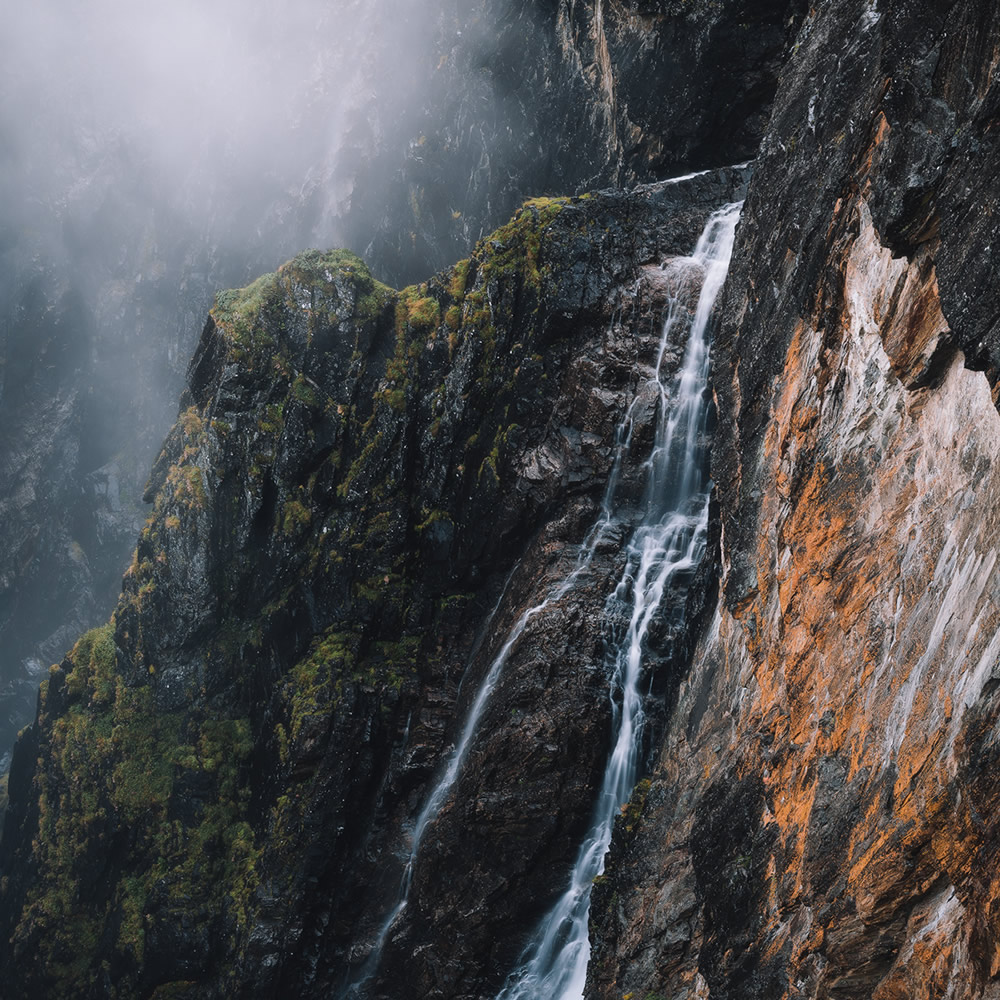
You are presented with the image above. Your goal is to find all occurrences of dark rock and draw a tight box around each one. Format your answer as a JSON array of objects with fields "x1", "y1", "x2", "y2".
[
  {"x1": 587, "y1": 4, "x2": 1000, "y2": 999},
  {"x1": 0, "y1": 173, "x2": 744, "y2": 1000}
]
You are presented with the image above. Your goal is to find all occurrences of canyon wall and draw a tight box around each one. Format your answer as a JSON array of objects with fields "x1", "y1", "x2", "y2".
[
  {"x1": 3, "y1": 1, "x2": 1000, "y2": 999},
  {"x1": 0, "y1": 171, "x2": 746, "y2": 999},
  {"x1": 588, "y1": 2, "x2": 1000, "y2": 997},
  {"x1": 0, "y1": 0, "x2": 800, "y2": 776}
]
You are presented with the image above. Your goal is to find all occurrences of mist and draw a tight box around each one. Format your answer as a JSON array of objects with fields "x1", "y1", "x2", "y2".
[
  {"x1": 0, "y1": 0, "x2": 442, "y2": 768},
  {"x1": 0, "y1": 0, "x2": 749, "y2": 769},
  {"x1": 2, "y1": 0, "x2": 389, "y2": 246}
]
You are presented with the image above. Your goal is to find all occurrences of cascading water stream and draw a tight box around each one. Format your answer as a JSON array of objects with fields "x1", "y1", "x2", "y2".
[
  {"x1": 495, "y1": 200, "x2": 743, "y2": 1000},
  {"x1": 339, "y1": 285, "x2": 646, "y2": 999},
  {"x1": 341, "y1": 197, "x2": 741, "y2": 1000}
]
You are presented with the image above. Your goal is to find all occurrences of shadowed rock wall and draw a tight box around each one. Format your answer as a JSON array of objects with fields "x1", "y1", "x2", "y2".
[
  {"x1": 0, "y1": 0, "x2": 802, "y2": 778},
  {"x1": 587, "y1": 3, "x2": 1000, "y2": 997},
  {"x1": 0, "y1": 171, "x2": 746, "y2": 1000}
]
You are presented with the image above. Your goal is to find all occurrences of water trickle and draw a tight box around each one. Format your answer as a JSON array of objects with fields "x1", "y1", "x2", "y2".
[
  {"x1": 340, "y1": 376, "x2": 633, "y2": 997},
  {"x1": 495, "y1": 200, "x2": 742, "y2": 1000}
]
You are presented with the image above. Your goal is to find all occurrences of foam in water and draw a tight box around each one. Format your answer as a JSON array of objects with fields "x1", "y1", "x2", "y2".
[{"x1": 496, "y1": 200, "x2": 743, "y2": 1000}]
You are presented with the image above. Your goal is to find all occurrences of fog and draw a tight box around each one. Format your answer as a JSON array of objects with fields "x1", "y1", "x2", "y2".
[
  {"x1": 0, "y1": 0, "x2": 442, "y2": 767},
  {"x1": 2, "y1": 0, "x2": 385, "y2": 242},
  {"x1": 0, "y1": 0, "x2": 665, "y2": 767}
]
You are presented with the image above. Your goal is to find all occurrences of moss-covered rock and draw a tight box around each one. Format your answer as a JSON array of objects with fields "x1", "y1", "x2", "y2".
[{"x1": 0, "y1": 169, "x2": 746, "y2": 999}]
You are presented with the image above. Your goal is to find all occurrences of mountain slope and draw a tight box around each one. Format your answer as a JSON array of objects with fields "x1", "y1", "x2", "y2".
[{"x1": 0, "y1": 171, "x2": 746, "y2": 1000}]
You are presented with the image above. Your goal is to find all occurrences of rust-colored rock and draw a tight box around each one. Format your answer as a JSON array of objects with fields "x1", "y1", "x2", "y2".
[{"x1": 588, "y1": 2, "x2": 1000, "y2": 998}]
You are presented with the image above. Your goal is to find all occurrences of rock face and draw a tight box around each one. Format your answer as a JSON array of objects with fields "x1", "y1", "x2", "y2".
[
  {"x1": 0, "y1": 0, "x2": 802, "y2": 777},
  {"x1": 0, "y1": 170, "x2": 747, "y2": 1000},
  {"x1": 587, "y1": 2, "x2": 1000, "y2": 998},
  {"x1": 6, "y1": 2, "x2": 1000, "y2": 999},
  {"x1": 343, "y1": 0, "x2": 805, "y2": 283}
]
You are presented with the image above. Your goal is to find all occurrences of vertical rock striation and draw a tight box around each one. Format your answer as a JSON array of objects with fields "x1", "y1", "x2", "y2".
[
  {"x1": 6, "y1": 1, "x2": 1000, "y2": 998},
  {"x1": 588, "y1": 3, "x2": 1000, "y2": 998},
  {"x1": 346, "y1": 0, "x2": 805, "y2": 284},
  {"x1": 0, "y1": 0, "x2": 803, "y2": 777}
]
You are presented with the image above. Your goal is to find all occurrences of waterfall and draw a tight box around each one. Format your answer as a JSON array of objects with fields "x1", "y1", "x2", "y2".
[
  {"x1": 495, "y1": 200, "x2": 743, "y2": 1000},
  {"x1": 339, "y1": 290, "x2": 643, "y2": 997},
  {"x1": 342, "y1": 198, "x2": 741, "y2": 999}
]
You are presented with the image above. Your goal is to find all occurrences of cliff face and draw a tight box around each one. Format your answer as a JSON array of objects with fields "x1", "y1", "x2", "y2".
[
  {"x1": 0, "y1": 0, "x2": 801, "y2": 779},
  {"x1": 342, "y1": 0, "x2": 804, "y2": 283},
  {"x1": 5, "y1": 2, "x2": 1000, "y2": 999},
  {"x1": 588, "y1": 2, "x2": 1000, "y2": 997},
  {"x1": 0, "y1": 170, "x2": 746, "y2": 999}
]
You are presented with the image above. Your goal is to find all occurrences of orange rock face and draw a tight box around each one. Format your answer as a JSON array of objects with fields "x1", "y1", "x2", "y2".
[
  {"x1": 588, "y1": 2, "x2": 1000, "y2": 984},
  {"x1": 589, "y1": 184, "x2": 1000, "y2": 999}
]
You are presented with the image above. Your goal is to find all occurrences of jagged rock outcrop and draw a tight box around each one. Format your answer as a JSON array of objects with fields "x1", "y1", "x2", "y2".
[
  {"x1": 8, "y1": 2, "x2": 1000, "y2": 998},
  {"x1": 0, "y1": 0, "x2": 803, "y2": 778},
  {"x1": 0, "y1": 170, "x2": 746, "y2": 1000},
  {"x1": 587, "y1": 3, "x2": 1000, "y2": 998}
]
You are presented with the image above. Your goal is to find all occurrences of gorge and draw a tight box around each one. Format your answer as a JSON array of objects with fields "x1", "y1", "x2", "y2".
[{"x1": 2, "y1": 2, "x2": 1000, "y2": 999}]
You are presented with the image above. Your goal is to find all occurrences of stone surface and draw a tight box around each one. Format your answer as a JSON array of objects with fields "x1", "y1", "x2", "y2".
[
  {"x1": 5, "y1": 2, "x2": 1000, "y2": 998},
  {"x1": 587, "y1": 3, "x2": 1000, "y2": 998},
  {"x1": 0, "y1": 171, "x2": 746, "y2": 1000}
]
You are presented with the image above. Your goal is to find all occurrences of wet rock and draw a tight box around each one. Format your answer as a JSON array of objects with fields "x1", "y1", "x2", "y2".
[
  {"x1": 0, "y1": 172, "x2": 745, "y2": 1000},
  {"x1": 587, "y1": 4, "x2": 1000, "y2": 998},
  {"x1": 0, "y1": 0, "x2": 804, "y2": 780}
]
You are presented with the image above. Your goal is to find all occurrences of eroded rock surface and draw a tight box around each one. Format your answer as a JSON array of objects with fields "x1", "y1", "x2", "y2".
[
  {"x1": 0, "y1": 170, "x2": 746, "y2": 1000},
  {"x1": 5, "y1": 2, "x2": 1000, "y2": 998},
  {"x1": 0, "y1": 0, "x2": 804, "y2": 776},
  {"x1": 587, "y1": 3, "x2": 1000, "y2": 998}
]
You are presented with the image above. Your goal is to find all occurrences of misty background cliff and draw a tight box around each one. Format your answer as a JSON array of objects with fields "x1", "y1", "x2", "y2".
[{"x1": 0, "y1": 0, "x2": 797, "y2": 767}]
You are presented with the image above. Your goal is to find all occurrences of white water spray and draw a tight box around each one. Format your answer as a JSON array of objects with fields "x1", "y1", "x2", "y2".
[{"x1": 495, "y1": 200, "x2": 743, "y2": 1000}]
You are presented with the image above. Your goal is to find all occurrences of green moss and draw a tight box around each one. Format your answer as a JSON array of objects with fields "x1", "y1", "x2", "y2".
[
  {"x1": 212, "y1": 271, "x2": 281, "y2": 346},
  {"x1": 164, "y1": 718, "x2": 259, "y2": 926},
  {"x1": 15, "y1": 187, "x2": 588, "y2": 995},
  {"x1": 65, "y1": 624, "x2": 117, "y2": 705},
  {"x1": 117, "y1": 876, "x2": 147, "y2": 961},
  {"x1": 436, "y1": 593, "x2": 473, "y2": 614},
  {"x1": 280, "y1": 499, "x2": 312, "y2": 536},
  {"x1": 291, "y1": 374, "x2": 320, "y2": 408},
  {"x1": 16, "y1": 615, "x2": 260, "y2": 996},
  {"x1": 372, "y1": 636, "x2": 420, "y2": 692},
  {"x1": 477, "y1": 195, "x2": 567, "y2": 290},
  {"x1": 274, "y1": 722, "x2": 289, "y2": 765},
  {"x1": 449, "y1": 258, "x2": 472, "y2": 300},
  {"x1": 337, "y1": 431, "x2": 384, "y2": 499},
  {"x1": 444, "y1": 304, "x2": 462, "y2": 332},
  {"x1": 406, "y1": 295, "x2": 440, "y2": 330},
  {"x1": 212, "y1": 248, "x2": 392, "y2": 356},
  {"x1": 166, "y1": 463, "x2": 207, "y2": 512},
  {"x1": 415, "y1": 508, "x2": 453, "y2": 533},
  {"x1": 619, "y1": 777, "x2": 652, "y2": 834},
  {"x1": 287, "y1": 629, "x2": 360, "y2": 740},
  {"x1": 111, "y1": 684, "x2": 179, "y2": 823},
  {"x1": 179, "y1": 407, "x2": 205, "y2": 439},
  {"x1": 258, "y1": 401, "x2": 285, "y2": 436}
]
